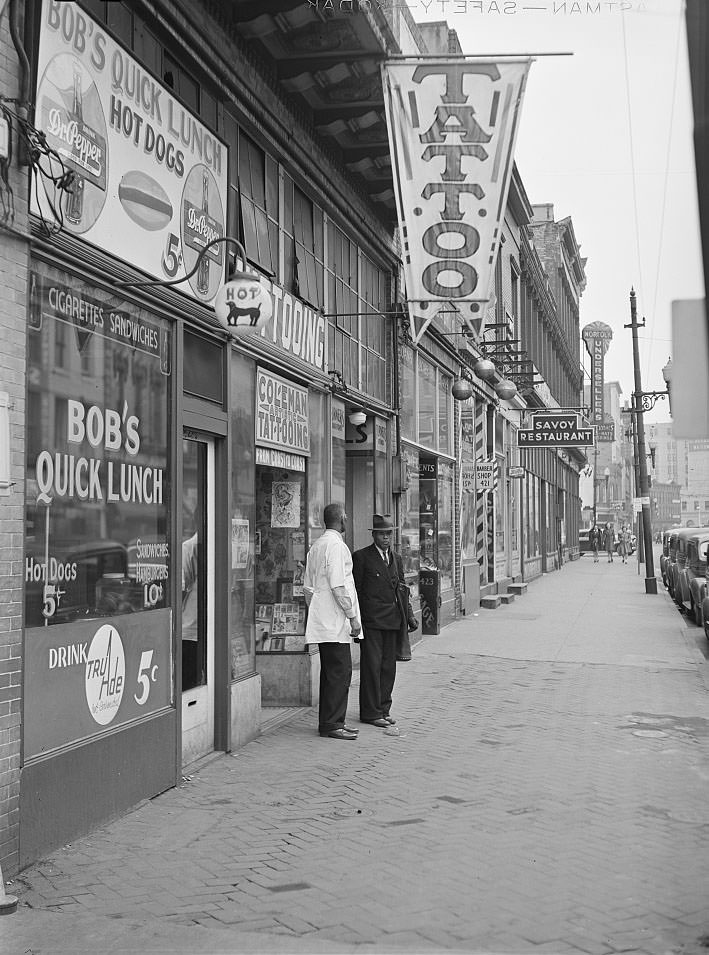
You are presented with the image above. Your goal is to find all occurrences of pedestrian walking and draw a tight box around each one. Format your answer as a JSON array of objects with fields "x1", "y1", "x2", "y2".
[
  {"x1": 604, "y1": 523, "x2": 615, "y2": 562},
  {"x1": 353, "y1": 514, "x2": 409, "y2": 728},
  {"x1": 589, "y1": 524, "x2": 602, "y2": 563},
  {"x1": 303, "y1": 503, "x2": 362, "y2": 741},
  {"x1": 618, "y1": 524, "x2": 631, "y2": 563}
]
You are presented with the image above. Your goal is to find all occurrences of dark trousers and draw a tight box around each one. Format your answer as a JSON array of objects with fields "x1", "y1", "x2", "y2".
[
  {"x1": 318, "y1": 642, "x2": 352, "y2": 734},
  {"x1": 359, "y1": 628, "x2": 397, "y2": 721}
]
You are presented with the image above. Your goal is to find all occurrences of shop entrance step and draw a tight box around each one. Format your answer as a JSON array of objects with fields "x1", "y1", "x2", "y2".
[
  {"x1": 508, "y1": 583, "x2": 528, "y2": 596},
  {"x1": 480, "y1": 595, "x2": 501, "y2": 610},
  {"x1": 499, "y1": 593, "x2": 515, "y2": 605}
]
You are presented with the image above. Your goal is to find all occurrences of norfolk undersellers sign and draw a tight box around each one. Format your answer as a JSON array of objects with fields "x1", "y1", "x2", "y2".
[{"x1": 517, "y1": 414, "x2": 594, "y2": 448}]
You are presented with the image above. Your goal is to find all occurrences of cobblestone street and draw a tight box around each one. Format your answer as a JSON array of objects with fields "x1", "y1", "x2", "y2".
[{"x1": 5, "y1": 555, "x2": 709, "y2": 955}]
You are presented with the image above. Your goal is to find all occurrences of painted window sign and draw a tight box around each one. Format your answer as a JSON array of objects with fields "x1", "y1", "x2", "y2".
[
  {"x1": 255, "y1": 369, "x2": 310, "y2": 455},
  {"x1": 24, "y1": 263, "x2": 172, "y2": 759},
  {"x1": 32, "y1": 0, "x2": 228, "y2": 303},
  {"x1": 382, "y1": 57, "x2": 532, "y2": 339}
]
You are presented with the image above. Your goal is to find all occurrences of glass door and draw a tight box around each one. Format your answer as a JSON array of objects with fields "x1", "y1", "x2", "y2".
[{"x1": 181, "y1": 434, "x2": 215, "y2": 766}]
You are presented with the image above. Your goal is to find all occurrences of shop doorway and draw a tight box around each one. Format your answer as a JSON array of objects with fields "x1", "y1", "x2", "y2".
[{"x1": 181, "y1": 434, "x2": 215, "y2": 766}]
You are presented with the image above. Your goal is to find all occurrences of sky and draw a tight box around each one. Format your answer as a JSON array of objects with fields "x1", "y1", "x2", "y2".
[{"x1": 410, "y1": 0, "x2": 703, "y2": 424}]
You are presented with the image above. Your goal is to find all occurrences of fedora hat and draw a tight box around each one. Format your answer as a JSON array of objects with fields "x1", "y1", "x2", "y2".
[{"x1": 370, "y1": 514, "x2": 394, "y2": 531}]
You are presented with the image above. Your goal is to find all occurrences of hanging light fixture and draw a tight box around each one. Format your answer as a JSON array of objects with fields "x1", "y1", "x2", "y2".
[
  {"x1": 214, "y1": 265, "x2": 273, "y2": 335},
  {"x1": 348, "y1": 409, "x2": 367, "y2": 426},
  {"x1": 473, "y1": 357, "x2": 496, "y2": 381},
  {"x1": 451, "y1": 377, "x2": 474, "y2": 401},
  {"x1": 495, "y1": 379, "x2": 517, "y2": 401}
]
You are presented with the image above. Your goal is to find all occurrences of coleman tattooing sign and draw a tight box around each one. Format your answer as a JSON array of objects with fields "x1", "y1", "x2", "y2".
[
  {"x1": 256, "y1": 370, "x2": 310, "y2": 456},
  {"x1": 33, "y1": 1, "x2": 228, "y2": 303},
  {"x1": 382, "y1": 56, "x2": 532, "y2": 342}
]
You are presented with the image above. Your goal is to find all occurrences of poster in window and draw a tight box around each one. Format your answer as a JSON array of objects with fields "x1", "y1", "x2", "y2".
[
  {"x1": 292, "y1": 560, "x2": 305, "y2": 598},
  {"x1": 231, "y1": 518, "x2": 249, "y2": 569},
  {"x1": 272, "y1": 602, "x2": 299, "y2": 634},
  {"x1": 255, "y1": 604, "x2": 273, "y2": 650},
  {"x1": 271, "y1": 481, "x2": 301, "y2": 528}
]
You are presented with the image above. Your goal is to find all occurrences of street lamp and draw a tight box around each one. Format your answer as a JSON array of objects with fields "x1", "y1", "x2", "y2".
[
  {"x1": 648, "y1": 438, "x2": 657, "y2": 470},
  {"x1": 604, "y1": 467, "x2": 610, "y2": 503}
]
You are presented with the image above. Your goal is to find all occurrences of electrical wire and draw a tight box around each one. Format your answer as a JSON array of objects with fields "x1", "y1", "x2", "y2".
[
  {"x1": 621, "y1": 9, "x2": 645, "y2": 313},
  {"x1": 645, "y1": 1, "x2": 685, "y2": 384}
]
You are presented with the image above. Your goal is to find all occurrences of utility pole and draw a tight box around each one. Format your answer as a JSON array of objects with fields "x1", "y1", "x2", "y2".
[{"x1": 625, "y1": 288, "x2": 657, "y2": 594}]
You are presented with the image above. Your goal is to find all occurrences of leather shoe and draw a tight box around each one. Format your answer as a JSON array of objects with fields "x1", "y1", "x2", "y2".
[
  {"x1": 320, "y1": 728, "x2": 358, "y2": 740},
  {"x1": 383, "y1": 716, "x2": 396, "y2": 725},
  {"x1": 361, "y1": 718, "x2": 390, "y2": 728},
  {"x1": 343, "y1": 726, "x2": 359, "y2": 734}
]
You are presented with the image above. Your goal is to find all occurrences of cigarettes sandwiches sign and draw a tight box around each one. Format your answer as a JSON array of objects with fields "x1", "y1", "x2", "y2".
[{"x1": 382, "y1": 57, "x2": 532, "y2": 343}]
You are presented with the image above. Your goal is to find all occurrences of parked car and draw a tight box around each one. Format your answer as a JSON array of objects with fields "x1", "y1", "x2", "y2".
[
  {"x1": 579, "y1": 529, "x2": 591, "y2": 553},
  {"x1": 668, "y1": 527, "x2": 709, "y2": 603},
  {"x1": 677, "y1": 532, "x2": 709, "y2": 624},
  {"x1": 702, "y1": 565, "x2": 709, "y2": 641},
  {"x1": 660, "y1": 527, "x2": 680, "y2": 588}
]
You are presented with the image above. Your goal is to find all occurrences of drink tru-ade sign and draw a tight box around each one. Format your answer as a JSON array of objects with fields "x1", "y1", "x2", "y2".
[{"x1": 33, "y1": 1, "x2": 228, "y2": 303}]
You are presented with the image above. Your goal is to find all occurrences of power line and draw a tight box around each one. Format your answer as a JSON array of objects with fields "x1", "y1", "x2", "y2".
[
  {"x1": 646, "y1": 0, "x2": 685, "y2": 384},
  {"x1": 621, "y1": 9, "x2": 645, "y2": 312}
]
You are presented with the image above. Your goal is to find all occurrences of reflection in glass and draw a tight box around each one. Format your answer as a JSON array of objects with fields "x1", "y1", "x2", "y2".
[
  {"x1": 182, "y1": 439, "x2": 206, "y2": 691},
  {"x1": 24, "y1": 264, "x2": 171, "y2": 630},
  {"x1": 230, "y1": 351, "x2": 255, "y2": 679}
]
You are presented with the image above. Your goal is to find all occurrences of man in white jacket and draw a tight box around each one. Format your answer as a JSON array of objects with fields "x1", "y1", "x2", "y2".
[{"x1": 304, "y1": 503, "x2": 362, "y2": 740}]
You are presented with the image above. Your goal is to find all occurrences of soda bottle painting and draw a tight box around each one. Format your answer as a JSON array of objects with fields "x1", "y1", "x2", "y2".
[
  {"x1": 34, "y1": 53, "x2": 108, "y2": 234},
  {"x1": 196, "y1": 171, "x2": 210, "y2": 295},
  {"x1": 64, "y1": 66, "x2": 85, "y2": 225}
]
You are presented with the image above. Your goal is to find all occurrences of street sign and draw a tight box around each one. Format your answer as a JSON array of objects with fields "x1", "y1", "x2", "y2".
[
  {"x1": 508, "y1": 466, "x2": 525, "y2": 478},
  {"x1": 475, "y1": 460, "x2": 496, "y2": 492},
  {"x1": 596, "y1": 422, "x2": 615, "y2": 442}
]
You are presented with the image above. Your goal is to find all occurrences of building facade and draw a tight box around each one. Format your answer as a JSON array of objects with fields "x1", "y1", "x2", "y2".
[{"x1": 0, "y1": 0, "x2": 589, "y2": 874}]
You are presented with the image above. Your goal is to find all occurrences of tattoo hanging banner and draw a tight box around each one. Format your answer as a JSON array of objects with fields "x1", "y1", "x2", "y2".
[{"x1": 382, "y1": 57, "x2": 532, "y2": 343}]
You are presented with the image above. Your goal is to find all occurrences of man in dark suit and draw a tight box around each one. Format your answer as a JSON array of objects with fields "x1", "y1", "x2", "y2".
[{"x1": 353, "y1": 514, "x2": 405, "y2": 728}]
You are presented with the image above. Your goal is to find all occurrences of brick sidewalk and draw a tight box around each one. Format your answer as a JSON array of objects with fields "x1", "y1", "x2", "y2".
[{"x1": 4, "y1": 557, "x2": 709, "y2": 955}]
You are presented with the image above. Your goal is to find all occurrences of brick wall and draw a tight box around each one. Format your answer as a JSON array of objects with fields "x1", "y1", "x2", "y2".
[{"x1": 0, "y1": 2, "x2": 29, "y2": 877}]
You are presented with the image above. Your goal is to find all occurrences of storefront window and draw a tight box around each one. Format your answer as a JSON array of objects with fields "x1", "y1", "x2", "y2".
[
  {"x1": 253, "y1": 369, "x2": 310, "y2": 653},
  {"x1": 494, "y1": 453, "x2": 506, "y2": 562},
  {"x1": 401, "y1": 444, "x2": 420, "y2": 599},
  {"x1": 230, "y1": 351, "x2": 255, "y2": 680},
  {"x1": 331, "y1": 399, "x2": 346, "y2": 510},
  {"x1": 438, "y1": 374, "x2": 451, "y2": 456},
  {"x1": 308, "y1": 391, "x2": 329, "y2": 544},
  {"x1": 24, "y1": 263, "x2": 173, "y2": 759},
  {"x1": 254, "y1": 465, "x2": 307, "y2": 652},
  {"x1": 418, "y1": 357, "x2": 436, "y2": 448},
  {"x1": 399, "y1": 345, "x2": 415, "y2": 440},
  {"x1": 438, "y1": 460, "x2": 454, "y2": 591}
]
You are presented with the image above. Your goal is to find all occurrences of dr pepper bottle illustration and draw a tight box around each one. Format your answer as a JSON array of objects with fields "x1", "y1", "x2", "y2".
[
  {"x1": 196, "y1": 170, "x2": 210, "y2": 294},
  {"x1": 64, "y1": 66, "x2": 85, "y2": 225}
]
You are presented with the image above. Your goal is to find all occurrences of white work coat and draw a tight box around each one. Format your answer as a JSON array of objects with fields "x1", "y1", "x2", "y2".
[{"x1": 303, "y1": 529, "x2": 360, "y2": 644}]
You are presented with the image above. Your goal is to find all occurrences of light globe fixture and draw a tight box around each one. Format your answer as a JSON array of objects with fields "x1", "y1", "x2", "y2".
[
  {"x1": 452, "y1": 377, "x2": 474, "y2": 401},
  {"x1": 473, "y1": 357, "x2": 496, "y2": 381},
  {"x1": 494, "y1": 379, "x2": 517, "y2": 401},
  {"x1": 214, "y1": 267, "x2": 273, "y2": 335},
  {"x1": 348, "y1": 409, "x2": 367, "y2": 427}
]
